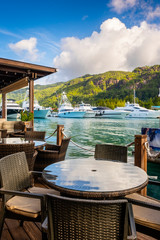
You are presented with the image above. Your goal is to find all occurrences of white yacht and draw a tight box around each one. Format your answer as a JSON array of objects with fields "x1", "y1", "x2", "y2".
[
  {"x1": 22, "y1": 91, "x2": 49, "y2": 119},
  {"x1": 115, "y1": 87, "x2": 160, "y2": 118},
  {"x1": 0, "y1": 99, "x2": 23, "y2": 119},
  {"x1": 74, "y1": 102, "x2": 95, "y2": 118},
  {"x1": 58, "y1": 92, "x2": 85, "y2": 118},
  {"x1": 116, "y1": 102, "x2": 160, "y2": 118},
  {"x1": 95, "y1": 107, "x2": 129, "y2": 119}
]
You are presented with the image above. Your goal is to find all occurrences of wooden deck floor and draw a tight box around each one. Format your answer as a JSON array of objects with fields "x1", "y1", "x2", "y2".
[{"x1": 0, "y1": 179, "x2": 159, "y2": 240}]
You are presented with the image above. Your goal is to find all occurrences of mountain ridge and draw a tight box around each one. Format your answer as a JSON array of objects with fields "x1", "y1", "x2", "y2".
[{"x1": 8, "y1": 64, "x2": 160, "y2": 109}]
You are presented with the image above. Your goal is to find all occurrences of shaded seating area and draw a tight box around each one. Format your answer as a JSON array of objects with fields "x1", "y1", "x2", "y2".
[
  {"x1": 0, "y1": 120, "x2": 25, "y2": 138},
  {"x1": 0, "y1": 152, "x2": 60, "y2": 239},
  {"x1": 34, "y1": 137, "x2": 71, "y2": 171},
  {"x1": 0, "y1": 142, "x2": 37, "y2": 171},
  {"x1": 45, "y1": 193, "x2": 136, "y2": 240},
  {"x1": 95, "y1": 143, "x2": 128, "y2": 162}
]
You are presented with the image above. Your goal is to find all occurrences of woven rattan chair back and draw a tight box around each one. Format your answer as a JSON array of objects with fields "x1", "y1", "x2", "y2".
[
  {"x1": 47, "y1": 194, "x2": 129, "y2": 240},
  {"x1": 0, "y1": 143, "x2": 35, "y2": 170},
  {"x1": 0, "y1": 152, "x2": 31, "y2": 202},
  {"x1": 25, "y1": 131, "x2": 46, "y2": 140},
  {"x1": 34, "y1": 138, "x2": 71, "y2": 171},
  {"x1": 57, "y1": 137, "x2": 71, "y2": 161},
  {"x1": 95, "y1": 144, "x2": 127, "y2": 162}
]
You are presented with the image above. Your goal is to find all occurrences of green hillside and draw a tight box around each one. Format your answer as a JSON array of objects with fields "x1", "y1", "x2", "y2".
[{"x1": 7, "y1": 65, "x2": 160, "y2": 110}]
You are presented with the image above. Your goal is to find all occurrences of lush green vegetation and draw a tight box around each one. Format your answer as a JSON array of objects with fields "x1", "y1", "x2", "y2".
[{"x1": 6, "y1": 64, "x2": 160, "y2": 110}]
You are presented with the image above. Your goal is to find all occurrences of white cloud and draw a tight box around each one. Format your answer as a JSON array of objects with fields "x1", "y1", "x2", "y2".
[
  {"x1": 82, "y1": 15, "x2": 88, "y2": 21},
  {"x1": 109, "y1": 0, "x2": 137, "y2": 14},
  {"x1": 50, "y1": 18, "x2": 160, "y2": 83},
  {"x1": 147, "y1": 6, "x2": 160, "y2": 20},
  {"x1": 9, "y1": 37, "x2": 39, "y2": 62}
]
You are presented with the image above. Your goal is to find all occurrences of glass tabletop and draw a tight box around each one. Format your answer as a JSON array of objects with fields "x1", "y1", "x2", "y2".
[
  {"x1": 43, "y1": 158, "x2": 148, "y2": 199},
  {"x1": 0, "y1": 137, "x2": 46, "y2": 147}
]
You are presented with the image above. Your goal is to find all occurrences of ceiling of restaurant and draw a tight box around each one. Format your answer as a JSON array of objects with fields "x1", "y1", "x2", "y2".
[{"x1": 0, "y1": 58, "x2": 57, "y2": 93}]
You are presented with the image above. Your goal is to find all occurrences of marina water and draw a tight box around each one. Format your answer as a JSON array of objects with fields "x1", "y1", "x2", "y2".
[{"x1": 34, "y1": 117, "x2": 160, "y2": 199}]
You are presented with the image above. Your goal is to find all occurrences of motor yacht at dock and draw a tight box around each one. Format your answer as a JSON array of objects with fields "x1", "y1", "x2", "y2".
[
  {"x1": 95, "y1": 107, "x2": 129, "y2": 119},
  {"x1": 22, "y1": 90, "x2": 49, "y2": 119},
  {"x1": 0, "y1": 99, "x2": 23, "y2": 119},
  {"x1": 115, "y1": 102, "x2": 160, "y2": 118},
  {"x1": 74, "y1": 102, "x2": 95, "y2": 118},
  {"x1": 58, "y1": 92, "x2": 85, "y2": 118}
]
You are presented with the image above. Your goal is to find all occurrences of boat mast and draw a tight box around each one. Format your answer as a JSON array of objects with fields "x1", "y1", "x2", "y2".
[{"x1": 133, "y1": 86, "x2": 136, "y2": 104}]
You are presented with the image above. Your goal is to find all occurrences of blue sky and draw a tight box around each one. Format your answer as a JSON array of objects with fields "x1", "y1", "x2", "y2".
[{"x1": 1, "y1": 0, "x2": 160, "y2": 84}]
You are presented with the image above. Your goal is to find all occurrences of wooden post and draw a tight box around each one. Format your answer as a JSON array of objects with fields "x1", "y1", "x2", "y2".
[
  {"x1": 135, "y1": 134, "x2": 148, "y2": 196},
  {"x1": 57, "y1": 125, "x2": 64, "y2": 145},
  {"x1": 2, "y1": 93, "x2": 7, "y2": 119},
  {"x1": 29, "y1": 79, "x2": 34, "y2": 130}
]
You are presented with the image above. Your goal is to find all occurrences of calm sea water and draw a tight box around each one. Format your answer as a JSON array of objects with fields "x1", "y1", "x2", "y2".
[
  {"x1": 34, "y1": 117, "x2": 160, "y2": 199},
  {"x1": 34, "y1": 117, "x2": 160, "y2": 160}
]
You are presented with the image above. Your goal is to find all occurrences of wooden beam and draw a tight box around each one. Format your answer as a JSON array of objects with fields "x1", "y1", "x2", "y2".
[
  {"x1": 0, "y1": 58, "x2": 56, "y2": 73},
  {"x1": 1, "y1": 77, "x2": 29, "y2": 93}
]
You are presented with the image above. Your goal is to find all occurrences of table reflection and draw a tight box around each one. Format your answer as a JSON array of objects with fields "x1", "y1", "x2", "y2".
[{"x1": 43, "y1": 158, "x2": 148, "y2": 198}]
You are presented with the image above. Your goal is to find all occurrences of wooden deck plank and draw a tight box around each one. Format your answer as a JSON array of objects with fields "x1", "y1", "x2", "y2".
[
  {"x1": 23, "y1": 222, "x2": 42, "y2": 240},
  {"x1": 137, "y1": 232, "x2": 159, "y2": 240},
  {"x1": 1, "y1": 223, "x2": 13, "y2": 240},
  {"x1": 5, "y1": 219, "x2": 30, "y2": 240}
]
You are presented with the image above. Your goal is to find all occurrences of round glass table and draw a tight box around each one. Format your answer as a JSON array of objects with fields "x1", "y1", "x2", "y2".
[
  {"x1": 0, "y1": 137, "x2": 46, "y2": 148},
  {"x1": 42, "y1": 158, "x2": 148, "y2": 199}
]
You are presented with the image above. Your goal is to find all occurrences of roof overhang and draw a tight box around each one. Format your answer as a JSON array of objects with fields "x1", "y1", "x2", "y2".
[{"x1": 0, "y1": 58, "x2": 57, "y2": 93}]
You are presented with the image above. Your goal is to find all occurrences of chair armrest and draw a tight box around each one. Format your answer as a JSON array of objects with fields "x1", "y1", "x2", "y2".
[
  {"x1": 126, "y1": 197, "x2": 160, "y2": 211},
  {"x1": 127, "y1": 203, "x2": 137, "y2": 240},
  {"x1": 0, "y1": 188, "x2": 45, "y2": 199},
  {"x1": 37, "y1": 149, "x2": 59, "y2": 155},
  {"x1": 31, "y1": 170, "x2": 43, "y2": 178},
  {"x1": 45, "y1": 144, "x2": 60, "y2": 151}
]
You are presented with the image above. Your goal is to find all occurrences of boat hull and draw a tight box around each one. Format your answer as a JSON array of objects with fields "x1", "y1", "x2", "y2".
[
  {"x1": 58, "y1": 111, "x2": 85, "y2": 118},
  {"x1": 126, "y1": 112, "x2": 160, "y2": 118},
  {"x1": 84, "y1": 112, "x2": 95, "y2": 118},
  {"x1": 96, "y1": 111, "x2": 128, "y2": 119},
  {"x1": 34, "y1": 109, "x2": 49, "y2": 119},
  {"x1": 7, "y1": 113, "x2": 21, "y2": 119}
]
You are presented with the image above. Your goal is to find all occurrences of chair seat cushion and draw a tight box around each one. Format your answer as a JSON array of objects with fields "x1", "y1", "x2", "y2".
[
  {"x1": 5, "y1": 187, "x2": 60, "y2": 218},
  {"x1": 6, "y1": 195, "x2": 40, "y2": 218}
]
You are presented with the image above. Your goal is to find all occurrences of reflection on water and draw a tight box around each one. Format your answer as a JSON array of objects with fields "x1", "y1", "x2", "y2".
[{"x1": 34, "y1": 117, "x2": 159, "y2": 161}]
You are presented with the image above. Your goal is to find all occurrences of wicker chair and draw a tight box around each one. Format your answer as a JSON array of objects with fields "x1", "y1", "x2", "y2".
[
  {"x1": 5, "y1": 121, "x2": 25, "y2": 138},
  {"x1": 45, "y1": 194, "x2": 137, "y2": 240},
  {"x1": 34, "y1": 137, "x2": 71, "y2": 171},
  {"x1": 95, "y1": 144, "x2": 127, "y2": 162},
  {"x1": 0, "y1": 152, "x2": 59, "y2": 239},
  {"x1": 0, "y1": 143, "x2": 37, "y2": 171},
  {"x1": 25, "y1": 131, "x2": 46, "y2": 141}
]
